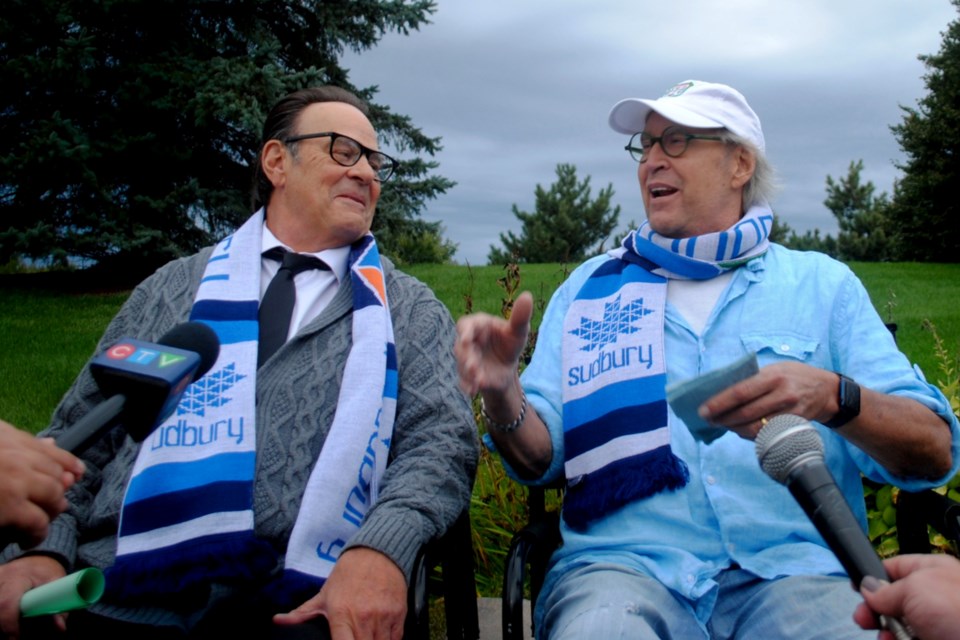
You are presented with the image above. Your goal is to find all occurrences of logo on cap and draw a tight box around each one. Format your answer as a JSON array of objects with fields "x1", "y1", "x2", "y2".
[{"x1": 664, "y1": 81, "x2": 694, "y2": 98}]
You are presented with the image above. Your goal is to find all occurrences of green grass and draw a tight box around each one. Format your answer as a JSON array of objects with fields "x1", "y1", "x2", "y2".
[
  {"x1": 404, "y1": 262, "x2": 572, "y2": 324},
  {"x1": 0, "y1": 288, "x2": 128, "y2": 431},
  {"x1": 849, "y1": 262, "x2": 960, "y2": 387},
  {"x1": 2, "y1": 261, "x2": 958, "y2": 431},
  {"x1": 2, "y1": 261, "x2": 958, "y2": 599}
]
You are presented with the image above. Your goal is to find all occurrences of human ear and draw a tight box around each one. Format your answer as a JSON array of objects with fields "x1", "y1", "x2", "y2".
[
  {"x1": 730, "y1": 146, "x2": 756, "y2": 190},
  {"x1": 260, "y1": 140, "x2": 288, "y2": 189}
]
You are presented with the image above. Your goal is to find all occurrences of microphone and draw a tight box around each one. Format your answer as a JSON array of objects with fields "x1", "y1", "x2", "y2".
[
  {"x1": 756, "y1": 414, "x2": 915, "y2": 640},
  {"x1": 55, "y1": 322, "x2": 220, "y2": 455}
]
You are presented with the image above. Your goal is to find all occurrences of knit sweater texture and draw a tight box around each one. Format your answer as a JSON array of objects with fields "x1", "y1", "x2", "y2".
[{"x1": 3, "y1": 246, "x2": 478, "y2": 626}]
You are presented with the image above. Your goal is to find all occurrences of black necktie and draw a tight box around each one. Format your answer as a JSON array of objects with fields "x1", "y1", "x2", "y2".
[{"x1": 258, "y1": 247, "x2": 330, "y2": 366}]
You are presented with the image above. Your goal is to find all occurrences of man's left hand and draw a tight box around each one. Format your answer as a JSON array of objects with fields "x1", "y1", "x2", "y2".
[
  {"x1": 273, "y1": 547, "x2": 407, "y2": 640},
  {"x1": 698, "y1": 361, "x2": 838, "y2": 439}
]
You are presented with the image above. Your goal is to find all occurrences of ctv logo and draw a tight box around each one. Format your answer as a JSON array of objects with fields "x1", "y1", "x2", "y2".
[{"x1": 105, "y1": 343, "x2": 187, "y2": 368}]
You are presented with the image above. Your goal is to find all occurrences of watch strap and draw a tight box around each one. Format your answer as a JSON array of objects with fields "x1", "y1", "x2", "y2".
[{"x1": 824, "y1": 373, "x2": 861, "y2": 429}]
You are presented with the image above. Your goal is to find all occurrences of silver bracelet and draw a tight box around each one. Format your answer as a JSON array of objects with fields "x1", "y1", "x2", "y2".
[{"x1": 481, "y1": 392, "x2": 527, "y2": 433}]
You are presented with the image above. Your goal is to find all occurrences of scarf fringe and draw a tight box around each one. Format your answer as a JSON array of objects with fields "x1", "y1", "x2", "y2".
[{"x1": 562, "y1": 446, "x2": 689, "y2": 531}]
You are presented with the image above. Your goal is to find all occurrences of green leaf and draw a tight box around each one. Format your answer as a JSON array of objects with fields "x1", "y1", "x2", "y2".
[
  {"x1": 868, "y1": 515, "x2": 891, "y2": 541},
  {"x1": 876, "y1": 484, "x2": 894, "y2": 511}
]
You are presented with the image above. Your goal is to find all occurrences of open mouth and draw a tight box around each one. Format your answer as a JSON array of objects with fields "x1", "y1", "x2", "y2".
[{"x1": 650, "y1": 186, "x2": 678, "y2": 199}]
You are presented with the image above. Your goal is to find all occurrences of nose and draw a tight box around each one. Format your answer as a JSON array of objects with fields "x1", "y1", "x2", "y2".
[
  {"x1": 641, "y1": 137, "x2": 671, "y2": 165},
  {"x1": 347, "y1": 154, "x2": 379, "y2": 183},
  {"x1": 640, "y1": 141, "x2": 671, "y2": 179}
]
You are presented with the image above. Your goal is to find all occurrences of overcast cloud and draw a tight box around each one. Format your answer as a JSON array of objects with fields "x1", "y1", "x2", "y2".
[{"x1": 343, "y1": 1, "x2": 956, "y2": 265}]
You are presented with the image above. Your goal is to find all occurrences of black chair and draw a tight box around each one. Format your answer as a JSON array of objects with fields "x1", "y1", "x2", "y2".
[
  {"x1": 406, "y1": 509, "x2": 480, "y2": 640},
  {"x1": 896, "y1": 489, "x2": 960, "y2": 554},
  {"x1": 272, "y1": 508, "x2": 479, "y2": 640},
  {"x1": 502, "y1": 486, "x2": 562, "y2": 640},
  {"x1": 885, "y1": 321, "x2": 960, "y2": 554}
]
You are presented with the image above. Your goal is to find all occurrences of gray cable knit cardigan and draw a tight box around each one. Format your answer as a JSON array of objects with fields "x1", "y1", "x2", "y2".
[{"x1": 4, "y1": 245, "x2": 478, "y2": 624}]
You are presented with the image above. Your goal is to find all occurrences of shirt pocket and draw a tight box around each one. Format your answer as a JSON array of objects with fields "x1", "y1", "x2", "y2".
[{"x1": 740, "y1": 332, "x2": 820, "y2": 366}]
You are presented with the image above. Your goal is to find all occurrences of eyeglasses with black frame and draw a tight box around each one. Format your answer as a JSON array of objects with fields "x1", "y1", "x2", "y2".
[
  {"x1": 625, "y1": 126, "x2": 726, "y2": 162},
  {"x1": 282, "y1": 131, "x2": 399, "y2": 182}
]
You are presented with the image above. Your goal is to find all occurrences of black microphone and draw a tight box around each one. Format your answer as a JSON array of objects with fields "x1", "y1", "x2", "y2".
[
  {"x1": 756, "y1": 414, "x2": 915, "y2": 639},
  {"x1": 55, "y1": 322, "x2": 220, "y2": 455}
]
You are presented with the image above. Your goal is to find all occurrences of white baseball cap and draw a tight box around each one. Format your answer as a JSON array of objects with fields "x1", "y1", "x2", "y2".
[{"x1": 608, "y1": 79, "x2": 765, "y2": 153}]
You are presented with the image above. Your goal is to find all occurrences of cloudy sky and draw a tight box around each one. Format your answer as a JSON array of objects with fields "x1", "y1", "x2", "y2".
[{"x1": 344, "y1": 1, "x2": 956, "y2": 265}]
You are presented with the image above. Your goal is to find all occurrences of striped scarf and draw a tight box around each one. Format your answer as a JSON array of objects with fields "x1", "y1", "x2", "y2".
[
  {"x1": 106, "y1": 210, "x2": 397, "y2": 607},
  {"x1": 560, "y1": 205, "x2": 772, "y2": 529}
]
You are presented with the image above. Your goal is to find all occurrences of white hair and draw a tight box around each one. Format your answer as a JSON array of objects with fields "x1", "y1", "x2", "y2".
[{"x1": 721, "y1": 132, "x2": 780, "y2": 210}]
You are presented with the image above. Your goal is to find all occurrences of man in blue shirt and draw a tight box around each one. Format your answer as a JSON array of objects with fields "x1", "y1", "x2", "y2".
[{"x1": 455, "y1": 79, "x2": 959, "y2": 639}]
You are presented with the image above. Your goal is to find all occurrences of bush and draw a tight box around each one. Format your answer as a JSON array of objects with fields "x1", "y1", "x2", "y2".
[{"x1": 866, "y1": 320, "x2": 960, "y2": 558}]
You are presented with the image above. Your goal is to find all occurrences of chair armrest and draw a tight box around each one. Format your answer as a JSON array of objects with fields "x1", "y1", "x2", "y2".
[
  {"x1": 897, "y1": 489, "x2": 960, "y2": 554},
  {"x1": 502, "y1": 512, "x2": 561, "y2": 640},
  {"x1": 405, "y1": 509, "x2": 479, "y2": 640}
]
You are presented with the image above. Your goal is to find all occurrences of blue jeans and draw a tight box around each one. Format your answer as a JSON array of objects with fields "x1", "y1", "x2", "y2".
[{"x1": 538, "y1": 563, "x2": 875, "y2": 639}]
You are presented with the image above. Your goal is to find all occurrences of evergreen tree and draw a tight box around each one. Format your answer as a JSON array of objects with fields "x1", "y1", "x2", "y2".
[
  {"x1": 770, "y1": 212, "x2": 839, "y2": 257},
  {"x1": 886, "y1": 0, "x2": 960, "y2": 262},
  {"x1": 781, "y1": 228, "x2": 839, "y2": 258},
  {"x1": 488, "y1": 164, "x2": 620, "y2": 265},
  {"x1": 769, "y1": 213, "x2": 792, "y2": 244},
  {"x1": 0, "y1": 0, "x2": 453, "y2": 275},
  {"x1": 824, "y1": 160, "x2": 893, "y2": 261}
]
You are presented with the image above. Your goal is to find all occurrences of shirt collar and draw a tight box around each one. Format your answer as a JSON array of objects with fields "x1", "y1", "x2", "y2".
[{"x1": 260, "y1": 221, "x2": 351, "y2": 283}]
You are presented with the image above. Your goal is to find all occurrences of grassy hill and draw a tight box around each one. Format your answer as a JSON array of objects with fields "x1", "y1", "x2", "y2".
[{"x1": 2, "y1": 261, "x2": 958, "y2": 431}]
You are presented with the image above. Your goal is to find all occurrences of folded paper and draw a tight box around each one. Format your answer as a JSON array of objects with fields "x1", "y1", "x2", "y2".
[
  {"x1": 20, "y1": 568, "x2": 105, "y2": 617},
  {"x1": 666, "y1": 352, "x2": 759, "y2": 444}
]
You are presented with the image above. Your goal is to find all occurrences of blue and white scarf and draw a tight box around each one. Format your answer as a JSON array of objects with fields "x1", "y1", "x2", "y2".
[
  {"x1": 560, "y1": 205, "x2": 773, "y2": 529},
  {"x1": 106, "y1": 209, "x2": 398, "y2": 606}
]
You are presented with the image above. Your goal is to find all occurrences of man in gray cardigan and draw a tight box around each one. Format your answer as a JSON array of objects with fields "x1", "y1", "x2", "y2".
[{"x1": 0, "y1": 87, "x2": 478, "y2": 639}]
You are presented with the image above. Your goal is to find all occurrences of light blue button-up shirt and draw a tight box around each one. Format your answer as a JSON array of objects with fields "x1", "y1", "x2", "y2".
[{"x1": 505, "y1": 244, "x2": 960, "y2": 622}]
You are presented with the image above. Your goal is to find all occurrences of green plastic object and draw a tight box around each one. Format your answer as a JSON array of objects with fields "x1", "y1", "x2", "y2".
[{"x1": 20, "y1": 568, "x2": 105, "y2": 617}]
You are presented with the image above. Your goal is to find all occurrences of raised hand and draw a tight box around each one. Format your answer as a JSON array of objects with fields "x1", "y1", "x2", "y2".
[{"x1": 454, "y1": 291, "x2": 533, "y2": 396}]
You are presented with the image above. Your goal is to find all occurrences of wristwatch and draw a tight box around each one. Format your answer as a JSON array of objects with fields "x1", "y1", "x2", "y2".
[{"x1": 823, "y1": 373, "x2": 860, "y2": 429}]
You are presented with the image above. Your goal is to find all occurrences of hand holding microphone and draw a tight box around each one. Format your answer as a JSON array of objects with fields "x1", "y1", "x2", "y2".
[
  {"x1": 755, "y1": 414, "x2": 916, "y2": 640},
  {"x1": 0, "y1": 323, "x2": 218, "y2": 636},
  {"x1": 54, "y1": 322, "x2": 220, "y2": 455},
  {"x1": 856, "y1": 554, "x2": 960, "y2": 640},
  {"x1": 0, "y1": 421, "x2": 84, "y2": 548}
]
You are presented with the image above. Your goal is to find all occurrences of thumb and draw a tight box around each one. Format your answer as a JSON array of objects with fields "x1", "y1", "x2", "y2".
[
  {"x1": 860, "y1": 576, "x2": 905, "y2": 619},
  {"x1": 273, "y1": 592, "x2": 326, "y2": 626},
  {"x1": 509, "y1": 292, "x2": 534, "y2": 339}
]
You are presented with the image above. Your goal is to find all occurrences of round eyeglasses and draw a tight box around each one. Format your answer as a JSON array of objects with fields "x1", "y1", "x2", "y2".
[
  {"x1": 282, "y1": 131, "x2": 399, "y2": 182},
  {"x1": 625, "y1": 126, "x2": 726, "y2": 162}
]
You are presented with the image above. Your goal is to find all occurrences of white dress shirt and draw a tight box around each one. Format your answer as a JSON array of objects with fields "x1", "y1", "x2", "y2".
[{"x1": 260, "y1": 223, "x2": 351, "y2": 342}]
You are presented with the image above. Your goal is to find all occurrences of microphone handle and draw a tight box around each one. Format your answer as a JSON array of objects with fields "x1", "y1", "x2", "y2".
[
  {"x1": 884, "y1": 617, "x2": 917, "y2": 640},
  {"x1": 787, "y1": 461, "x2": 888, "y2": 586},
  {"x1": 54, "y1": 394, "x2": 127, "y2": 455},
  {"x1": 788, "y1": 463, "x2": 919, "y2": 639}
]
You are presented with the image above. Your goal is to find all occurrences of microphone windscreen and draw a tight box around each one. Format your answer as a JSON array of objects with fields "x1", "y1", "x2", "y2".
[
  {"x1": 755, "y1": 414, "x2": 824, "y2": 483},
  {"x1": 156, "y1": 321, "x2": 220, "y2": 380}
]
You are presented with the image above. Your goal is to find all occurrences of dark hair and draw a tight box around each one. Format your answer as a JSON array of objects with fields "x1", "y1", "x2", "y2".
[{"x1": 251, "y1": 86, "x2": 370, "y2": 211}]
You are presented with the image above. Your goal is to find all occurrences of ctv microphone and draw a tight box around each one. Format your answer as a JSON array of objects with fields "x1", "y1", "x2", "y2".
[
  {"x1": 756, "y1": 414, "x2": 915, "y2": 640},
  {"x1": 55, "y1": 322, "x2": 220, "y2": 455}
]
